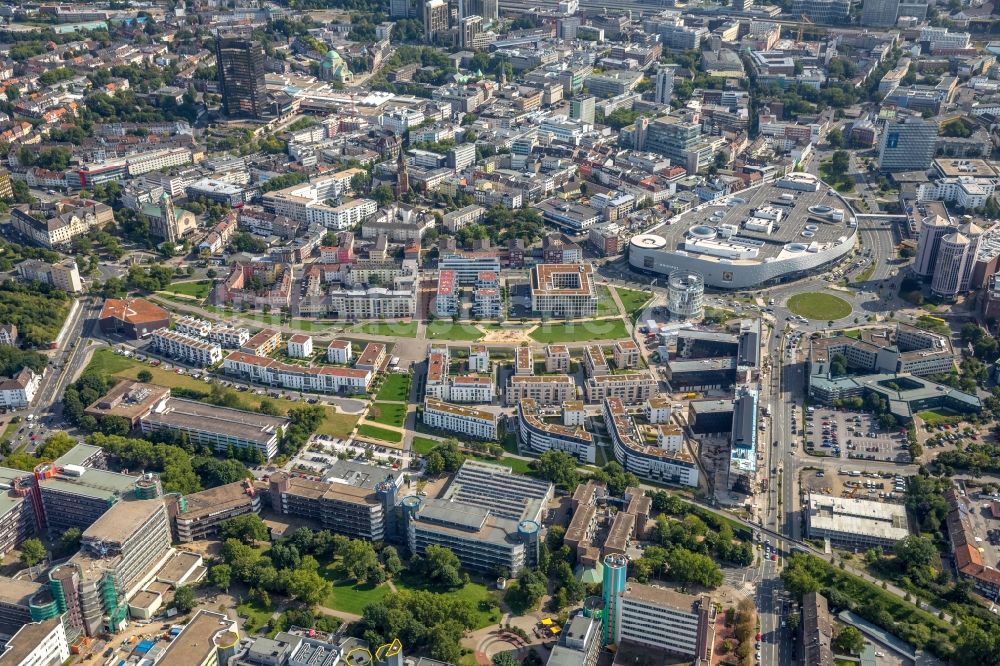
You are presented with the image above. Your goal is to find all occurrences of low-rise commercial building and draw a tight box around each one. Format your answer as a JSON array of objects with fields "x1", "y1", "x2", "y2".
[
  {"x1": 805, "y1": 493, "x2": 910, "y2": 548},
  {"x1": 156, "y1": 610, "x2": 239, "y2": 666},
  {"x1": 140, "y1": 397, "x2": 290, "y2": 461},
  {"x1": 99, "y1": 298, "x2": 169, "y2": 339}
]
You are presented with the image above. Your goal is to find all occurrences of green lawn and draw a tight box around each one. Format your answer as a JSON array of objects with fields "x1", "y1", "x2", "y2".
[
  {"x1": 320, "y1": 576, "x2": 392, "y2": 615},
  {"x1": 425, "y1": 321, "x2": 483, "y2": 341},
  {"x1": 394, "y1": 574, "x2": 501, "y2": 629},
  {"x1": 375, "y1": 374, "x2": 411, "y2": 402},
  {"x1": 615, "y1": 286, "x2": 652, "y2": 320},
  {"x1": 368, "y1": 402, "x2": 407, "y2": 428},
  {"x1": 596, "y1": 286, "x2": 619, "y2": 317},
  {"x1": 163, "y1": 280, "x2": 212, "y2": 300},
  {"x1": 471, "y1": 455, "x2": 533, "y2": 475},
  {"x1": 530, "y1": 319, "x2": 629, "y2": 343},
  {"x1": 316, "y1": 409, "x2": 359, "y2": 438},
  {"x1": 916, "y1": 409, "x2": 962, "y2": 427},
  {"x1": 411, "y1": 436, "x2": 440, "y2": 455},
  {"x1": 351, "y1": 321, "x2": 417, "y2": 337},
  {"x1": 356, "y1": 424, "x2": 403, "y2": 443},
  {"x1": 786, "y1": 293, "x2": 852, "y2": 321},
  {"x1": 237, "y1": 598, "x2": 273, "y2": 634}
]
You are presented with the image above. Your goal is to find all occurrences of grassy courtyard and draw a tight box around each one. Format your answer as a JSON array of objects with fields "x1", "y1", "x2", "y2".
[
  {"x1": 425, "y1": 321, "x2": 483, "y2": 341},
  {"x1": 351, "y1": 321, "x2": 418, "y2": 337},
  {"x1": 615, "y1": 286, "x2": 653, "y2": 320},
  {"x1": 319, "y1": 569, "x2": 500, "y2": 630},
  {"x1": 916, "y1": 409, "x2": 962, "y2": 427},
  {"x1": 163, "y1": 280, "x2": 213, "y2": 300},
  {"x1": 356, "y1": 424, "x2": 403, "y2": 443},
  {"x1": 411, "y1": 436, "x2": 439, "y2": 455},
  {"x1": 367, "y1": 402, "x2": 407, "y2": 428},
  {"x1": 529, "y1": 319, "x2": 629, "y2": 343},
  {"x1": 786, "y1": 292, "x2": 852, "y2": 321},
  {"x1": 375, "y1": 373, "x2": 411, "y2": 402}
]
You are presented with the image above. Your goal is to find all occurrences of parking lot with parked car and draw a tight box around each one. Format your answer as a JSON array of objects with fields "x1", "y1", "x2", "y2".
[{"x1": 804, "y1": 408, "x2": 911, "y2": 463}]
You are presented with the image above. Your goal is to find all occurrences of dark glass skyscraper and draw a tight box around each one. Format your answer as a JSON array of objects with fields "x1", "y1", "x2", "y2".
[{"x1": 215, "y1": 35, "x2": 268, "y2": 119}]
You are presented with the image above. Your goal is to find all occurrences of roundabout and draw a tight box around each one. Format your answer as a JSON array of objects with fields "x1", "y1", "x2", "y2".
[{"x1": 786, "y1": 292, "x2": 852, "y2": 321}]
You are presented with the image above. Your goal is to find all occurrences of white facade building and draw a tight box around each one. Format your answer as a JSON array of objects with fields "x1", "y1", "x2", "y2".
[
  {"x1": 151, "y1": 329, "x2": 223, "y2": 367},
  {"x1": 422, "y1": 398, "x2": 498, "y2": 439},
  {"x1": 287, "y1": 334, "x2": 314, "y2": 359}
]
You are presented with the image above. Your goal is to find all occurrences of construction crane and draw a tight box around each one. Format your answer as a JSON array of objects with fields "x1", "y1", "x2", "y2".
[{"x1": 797, "y1": 14, "x2": 813, "y2": 42}]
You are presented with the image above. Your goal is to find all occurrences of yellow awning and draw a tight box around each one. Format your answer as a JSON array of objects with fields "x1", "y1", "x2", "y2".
[
  {"x1": 541, "y1": 618, "x2": 553, "y2": 625},
  {"x1": 550, "y1": 627, "x2": 561, "y2": 634}
]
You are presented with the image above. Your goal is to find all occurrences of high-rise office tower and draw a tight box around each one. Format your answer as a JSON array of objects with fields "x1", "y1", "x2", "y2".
[
  {"x1": 460, "y1": 15, "x2": 482, "y2": 48},
  {"x1": 216, "y1": 35, "x2": 268, "y2": 119},
  {"x1": 931, "y1": 232, "x2": 971, "y2": 298},
  {"x1": 877, "y1": 114, "x2": 937, "y2": 172},
  {"x1": 732, "y1": 0, "x2": 750, "y2": 10},
  {"x1": 860, "y1": 0, "x2": 900, "y2": 26},
  {"x1": 424, "y1": 0, "x2": 450, "y2": 44},
  {"x1": 602, "y1": 553, "x2": 628, "y2": 645},
  {"x1": 655, "y1": 66, "x2": 675, "y2": 105},
  {"x1": 466, "y1": 0, "x2": 498, "y2": 20},
  {"x1": 958, "y1": 221, "x2": 983, "y2": 292},
  {"x1": 914, "y1": 214, "x2": 951, "y2": 278},
  {"x1": 570, "y1": 96, "x2": 596, "y2": 124},
  {"x1": 390, "y1": 0, "x2": 417, "y2": 17}
]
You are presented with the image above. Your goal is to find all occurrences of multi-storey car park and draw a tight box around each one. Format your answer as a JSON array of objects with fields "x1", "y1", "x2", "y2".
[{"x1": 628, "y1": 174, "x2": 858, "y2": 289}]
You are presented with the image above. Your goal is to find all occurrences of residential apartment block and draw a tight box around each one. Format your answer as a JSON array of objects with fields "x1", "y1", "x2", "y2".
[
  {"x1": 422, "y1": 398, "x2": 498, "y2": 440},
  {"x1": 151, "y1": 329, "x2": 223, "y2": 368},
  {"x1": 506, "y1": 375, "x2": 577, "y2": 406}
]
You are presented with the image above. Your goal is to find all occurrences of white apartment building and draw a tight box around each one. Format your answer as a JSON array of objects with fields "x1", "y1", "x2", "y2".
[
  {"x1": 126, "y1": 147, "x2": 193, "y2": 177},
  {"x1": 209, "y1": 324, "x2": 251, "y2": 349},
  {"x1": 645, "y1": 397, "x2": 673, "y2": 424},
  {"x1": 506, "y1": 375, "x2": 577, "y2": 406},
  {"x1": 585, "y1": 372, "x2": 657, "y2": 404},
  {"x1": 173, "y1": 315, "x2": 212, "y2": 338},
  {"x1": 444, "y1": 375, "x2": 494, "y2": 403},
  {"x1": 151, "y1": 329, "x2": 223, "y2": 367},
  {"x1": 917, "y1": 176, "x2": 996, "y2": 210},
  {"x1": 287, "y1": 334, "x2": 313, "y2": 359},
  {"x1": 379, "y1": 107, "x2": 426, "y2": 135},
  {"x1": 545, "y1": 345, "x2": 570, "y2": 373},
  {"x1": 327, "y1": 340, "x2": 352, "y2": 364},
  {"x1": 469, "y1": 345, "x2": 490, "y2": 372},
  {"x1": 423, "y1": 398, "x2": 498, "y2": 440},
  {"x1": 0, "y1": 618, "x2": 70, "y2": 666},
  {"x1": 223, "y1": 351, "x2": 372, "y2": 394},
  {"x1": 613, "y1": 340, "x2": 640, "y2": 368},
  {"x1": 0, "y1": 368, "x2": 39, "y2": 409}
]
